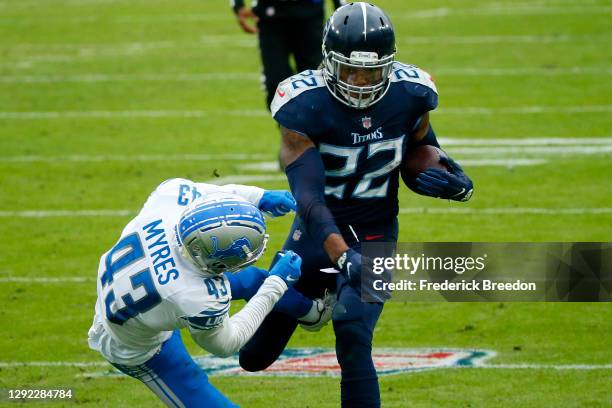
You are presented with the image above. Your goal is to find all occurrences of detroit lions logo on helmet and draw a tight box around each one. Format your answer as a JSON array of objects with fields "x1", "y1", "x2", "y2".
[{"x1": 209, "y1": 236, "x2": 253, "y2": 260}]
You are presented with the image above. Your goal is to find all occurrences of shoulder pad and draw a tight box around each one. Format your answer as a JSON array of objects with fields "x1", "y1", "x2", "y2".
[
  {"x1": 141, "y1": 178, "x2": 194, "y2": 210},
  {"x1": 154, "y1": 178, "x2": 193, "y2": 194},
  {"x1": 271, "y1": 69, "x2": 326, "y2": 117},
  {"x1": 390, "y1": 62, "x2": 438, "y2": 94}
]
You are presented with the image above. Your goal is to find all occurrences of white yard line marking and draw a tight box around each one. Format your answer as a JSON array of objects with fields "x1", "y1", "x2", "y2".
[
  {"x1": 3, "y1": 35, "x2": 608, "y2": 54},
  {"x1": 0, "y1": 67, "x2": 609, "y2": 84},
  {"x1": 237, "y1": 162, "x2": 281, "y2": 171},
  {"x1": 399, "y1": 208, "x2": 612, "y2": 215},
  {"x1": 438, "y1": 105, "x2": 612, "y2": 114},
  {"x1": 0, "y1": 73, "x2": 260, "y2": 83},
  {"x1": 0, "y1": 277, "x2": 94, "y2": 283},
  {"x1": 1, "y1": 208, "x2": 610, "y2": 219},
  {"x1": 458, "y1": 159, "x2": 547, "y2": 166},
  {"x1": 2, "y1": 360, "x2": 610, "y2": 370},
  {"x1": 203, "y1": 175, "x2": 288, "y2": 184},
  {"x1": 0, "y1": 153, "x2": 270, "y2": 163},
  {"x1": 0, "y1": 110, "x2": 268, "y2": 119},
  {"x1": 0, "y1": 210, "x2": 135, "y2": 217},
  {"x1": 400, "y1": 35, "x2": 612, "y2": 44},
  {"x1": 394, "y1": 5, "x2": 612, "y2": 19},
  {"x1": 0, "y1": 361, "x2": 108, "y2": 368},
  {"x1": 2, "y1": 138, "x2": 610, "y2": 164},
  {"x1": 1, "y1": 2, "x2": 609, "y2": 23},
  {"x1": 0, "y1": 106, "x2": 609, "y2": 120},
  {"x1": 438, "y1": 137, "x2": 612, "y2": 145},
  {"x1": 474, "y1": 363, "x2": 612, "y2": 370},
  {"x1": 448, "y1": 146, "x2": 612, "y2": 155},
  {"x1": 238, "y1": 159, "x2": 548, "y2": 171},
  {"x1": 434, "y1": 67, "x2": 612, "y2": 75}
]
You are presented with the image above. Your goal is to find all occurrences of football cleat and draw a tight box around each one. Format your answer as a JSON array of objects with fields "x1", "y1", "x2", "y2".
[{"x1": 299, "y1": 290, "x2": 337, "y2": 332}]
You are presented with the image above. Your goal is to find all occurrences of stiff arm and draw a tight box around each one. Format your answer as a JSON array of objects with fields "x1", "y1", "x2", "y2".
[{"x1": 279, "y1": 126, "x2": 349, "y2": 263}]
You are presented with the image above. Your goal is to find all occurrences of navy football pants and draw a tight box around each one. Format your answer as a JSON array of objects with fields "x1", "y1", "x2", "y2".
[{"x1": 239, "y1": 217, "x2": 398, "y2": 408}]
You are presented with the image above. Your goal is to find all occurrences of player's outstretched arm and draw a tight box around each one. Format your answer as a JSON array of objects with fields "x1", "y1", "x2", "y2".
[
  {"x1": 280, "y1": 126, "x2": 351, "y2": 263},
  {"x1": 193, "y1": 182, "x2": 295, "y2": 216},
  {"x1": 189, "y1": 251, "x2": 302, "y2": 357}
]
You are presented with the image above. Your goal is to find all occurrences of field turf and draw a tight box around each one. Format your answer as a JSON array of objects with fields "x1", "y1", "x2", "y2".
[{"x1": 0, "y1": 0, "x2": 610, "y2": 406}]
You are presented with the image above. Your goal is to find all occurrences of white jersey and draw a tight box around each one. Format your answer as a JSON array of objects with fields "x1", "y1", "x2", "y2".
[{"x1": 88, "y1": 178, "x2": 265, "y2": 365}]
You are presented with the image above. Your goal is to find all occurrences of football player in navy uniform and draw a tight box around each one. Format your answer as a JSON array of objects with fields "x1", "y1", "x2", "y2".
[{"x1": 238, "y1": 3, "x2": 474, "y2": 407}]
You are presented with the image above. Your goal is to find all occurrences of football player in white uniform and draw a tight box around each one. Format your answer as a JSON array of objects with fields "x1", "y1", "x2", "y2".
[{"x1": 88, "y1": 178, "x2": 327, "y2": 407}]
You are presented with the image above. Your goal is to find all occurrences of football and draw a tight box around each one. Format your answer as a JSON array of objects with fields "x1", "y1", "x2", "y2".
[{"x1": 400, "y1": 145, "x2": 450, "y2": 189}]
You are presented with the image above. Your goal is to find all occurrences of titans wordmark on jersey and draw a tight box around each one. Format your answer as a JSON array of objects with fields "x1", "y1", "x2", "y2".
[{"x1": 271, "y1": 62, "x2": 438, "y2": 224}]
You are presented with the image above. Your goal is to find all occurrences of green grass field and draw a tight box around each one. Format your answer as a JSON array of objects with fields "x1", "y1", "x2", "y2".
[{"x1": 0, "y1": 0, "x2": 611, "y2": 406}]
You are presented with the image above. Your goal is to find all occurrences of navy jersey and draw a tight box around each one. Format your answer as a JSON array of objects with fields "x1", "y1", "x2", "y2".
[{"x1": 271, "y1": 62, "x2": 438, "y2": 225}]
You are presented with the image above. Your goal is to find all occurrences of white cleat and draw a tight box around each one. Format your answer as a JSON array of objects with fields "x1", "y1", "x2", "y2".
[{"x1": 298, "y1": 290, "x2": 336, "y2": 332}]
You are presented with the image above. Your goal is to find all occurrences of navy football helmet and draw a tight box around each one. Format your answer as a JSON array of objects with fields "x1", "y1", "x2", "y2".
[{"x1": 322, "y1": 2, "x2": 396, "y2": 109}]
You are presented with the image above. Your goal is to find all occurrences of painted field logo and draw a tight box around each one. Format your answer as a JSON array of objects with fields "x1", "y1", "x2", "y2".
[
  {"x1": 195, "y1": 348, "x2": 494, "y2": 377},
  {"x1": 85, "y1": 348, "x2": 494, "y2": 378}
]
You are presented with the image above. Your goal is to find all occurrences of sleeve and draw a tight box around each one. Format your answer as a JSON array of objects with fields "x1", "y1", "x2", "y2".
[
  {"x1": 195, "y1": 183, "x2": 264, "y2": 207},
  {"x1": 391, "y1": 64, "x2": 439, "y2": 114},
  {"x1": 171, "y1": 273, "x2": 233, "y2": 321},
  {"x1": 285, "y1": 148, "x2": 340, "y2": 244},
  {"x1": 142, "y1": 177, "x2": 264, "y2": 209},
  {"x1": 412, "y1": 123, "x2": 440, "y2": 148},
  {"x1": 407, "y1": 68, "x2": 438, "y2": 114},
  {"x1": 188, "y1": 276, "x2": 287, "y2": 357}
]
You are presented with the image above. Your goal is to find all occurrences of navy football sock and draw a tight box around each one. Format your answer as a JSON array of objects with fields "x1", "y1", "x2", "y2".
[{"x1": 334, "y1": 319, "x2": 381, "y2": 408}]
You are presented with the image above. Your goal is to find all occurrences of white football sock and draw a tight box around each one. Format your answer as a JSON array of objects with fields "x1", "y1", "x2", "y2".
[{"x1": 299, "y1": 300, "x2": 322, "y2": 323}]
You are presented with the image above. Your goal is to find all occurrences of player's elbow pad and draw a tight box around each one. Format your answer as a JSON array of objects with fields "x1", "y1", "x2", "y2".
[{"x1": 285, "y1": 148, "x2": 340, "y2": 243}]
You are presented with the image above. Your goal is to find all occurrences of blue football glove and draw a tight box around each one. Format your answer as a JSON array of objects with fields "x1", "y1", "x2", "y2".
[
  {"x1": 259, "y1": 190, "x2": 297, "y2": 217},
  {"x1": 414, "y1": 156, "x2": 474, "y2": 201},
  {"x1": 269, "y1": 250, "x2": 302, "y2": 286}
]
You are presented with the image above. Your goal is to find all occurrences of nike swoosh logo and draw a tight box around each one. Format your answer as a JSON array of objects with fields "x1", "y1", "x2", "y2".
[
  {"x1": 451, "y1": 188, "x2": 466, "y2": 198},
  {"x1": 365, "y1": 234, "x2": 384, "y2": 241},
  {"x1": 286, "y1": 275, "x2": 299, "y2": 283},
  {"x1": 346, "y1": 262, "x2": 352, "y2": 280}
]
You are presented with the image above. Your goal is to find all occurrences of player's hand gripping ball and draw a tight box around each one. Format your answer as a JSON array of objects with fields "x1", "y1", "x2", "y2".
[{"x1": 401, "y1": 145, "x2": 474, "y2": 202}]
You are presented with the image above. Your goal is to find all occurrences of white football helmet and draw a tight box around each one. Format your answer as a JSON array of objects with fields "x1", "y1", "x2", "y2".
[{"x1": 176, "y1": 193, "x2": 268, "y2": 274}]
